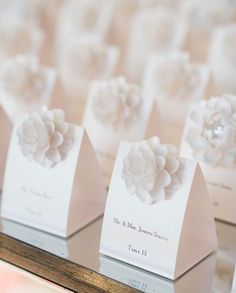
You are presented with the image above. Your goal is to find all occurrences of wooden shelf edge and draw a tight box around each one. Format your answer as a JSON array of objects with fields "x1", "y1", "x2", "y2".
[{"x1": 0, "y1": 232, "x2": 140, "y2": 293}]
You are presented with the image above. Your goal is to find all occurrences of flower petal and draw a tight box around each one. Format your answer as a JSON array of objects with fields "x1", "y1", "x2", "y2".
[
  {"x1": 53, "y1": 109, "x2": 65, "y2": 121},
  {"x1": 46, "y1": 148, "x2": 61, "y2": 163},
  {"x1": 51, "y1": 131, "x2": 63, "y2": 147},
  {"x1": 165, "y1": 158, "x2": 179, "y2": 175},
  {"x1": 157, "y1": 169, "x2": 171, "y2": 187},
  {"x1": 55, "y1": 121, "x2": 68, "y2": 135}
]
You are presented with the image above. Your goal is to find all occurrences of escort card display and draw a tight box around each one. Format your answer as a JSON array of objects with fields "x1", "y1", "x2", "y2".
[
  {"x1": 0, "y1": 106, "x2": 12, "y2": 188},
  {"x1": 100, "y1": 252, "x2": 216, "y2": 293},
  {"x1": 100, "y1": 137, "x2": 217, "y2": 280},
  {"x1": 182, "y1": 0, "x2": 236, "y2": 62},
  {"x1": 82, "y1": 76, "x2": 164, "y2": 185},
  {"x1": 180, "y1": 95, "x2": 236, "y2": 224},
  {"x1": 1, "y1": 108, "x2": 106, "y2": 237},
  {"x1": 143, "y1": 52, "x2": 209, "y2": 145},
  {"x1": 0, "y1": 55, "x2": 56, "y2": 121}
]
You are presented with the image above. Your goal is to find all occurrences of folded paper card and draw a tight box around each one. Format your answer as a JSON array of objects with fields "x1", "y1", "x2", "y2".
[
  {"x1": 1, "y1": 108, "x2": 106, "y2": 237},
  {"x1": 57, "y1": 0, "x2": 114, "y2": 49},
  {"x1": 126, "y1": 7, "x2": 187, "y2": 82},
  {"x1": 58, "y1": 34, "x2": 119, "y2": 123},
  {"x1": 0, "y1": 106, "x2": 12, "y2": 189},
  {"x1": 180, "y1": 95, "x2": 236, "y2": 224},
  {"x1": 143, "y1": 52, "x2": 209, "y2": 145},
  {"x1": 182, "y1": 0, "x2": 236, "y2": 62},
  {"x1": 100, "y1": 137, "x2": 217, "y2": 280},
  {"x1": 82, "y1": 76, "x2": 164, "y2": 185},
  {"x1": 209, "y1": 24, "x2": 236, "y2": 95},
  {"x1": 0, "y1": 17, "x2": 43, "y2": 62},
  {"x1": 100, "y1": 252, "x2": 216, "y2": 293},
  {"x1": 0, "y1": 55, "x2": 56, "y2": 122}
]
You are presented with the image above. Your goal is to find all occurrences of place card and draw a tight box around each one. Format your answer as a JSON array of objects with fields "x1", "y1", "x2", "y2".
[
  {"x1": 100, "y1": 252, "x2": 216, "y2": 293},
  {"x1": 58, "y1": 34, "x2": 119, "y2": 123},
  {"x1": 143, "y1": 52, "x2": 209, "y2": 145},
  {"x1": 0, "y1": 55, "x2": 56, "y2": 121},
  {"x1": 0, "y1": 17, "x2": 43, "y2": 62},
  {"x1": 209, "y1": 24, "x2": 236, "y2": 94},
  {"x1": 0, "y1": 106, "x2": 12, "y2": 189},
  {"x1": 100, "y1": 137, "x2": 217, "y2": 280},
  {"x1": 126, "y1": 6, "x2": 187, "y2": 82},
  {"x1": 57, "y1": 0, "x2": 114, "y2": 49},
  {"x1": 1, "y1": 108, "x2": 106, "y2": 237},
  {"x1": 182, "y1": 0, "x2": 236, "y2": 62},
  {"x1": 82, "y1": 77, "x2": 164, "y2": 185},
  {"x1": 180, "y1": 95, "x2": 236, "y2": 224}
]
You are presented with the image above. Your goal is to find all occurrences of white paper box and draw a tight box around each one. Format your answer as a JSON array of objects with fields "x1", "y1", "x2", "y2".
[
  {"x1": 58, "y1": 35, "x2": 119, "y2": 124},
  {"x1": 57, "y1": 0, "x2": 114, "y2": 50},
  {"x1": 0, "y1": 17, "x2": 43, "y2": 62},
  {"x1": 83, "y1": 78, "x2": 164, "y2": 185},
  {"x1": 0, "y1": 56, "x2": 56, "y2": 122},
  {"x1": 180, "y1": 100, "x2": 236, "y2": 224},
  {"x1": 0, "y1": 106, "x2": 12, "y2": 189},
  {"x1": 100, "y1": 252, "x2": 216, "y2": 293},
  {"x1": 126, "y1": 7, "x2": 187, "y2": 82},
  {"x1": 182, "y1": 0, "x2": 236, "y2": 62},
  {"x1": 100, "y1": 141, "x2": 217, "y2": 280},
  {"x1": 1, "y1": 117, "x2": 106, "y2": 237},
  {"x1": 143, "y1": 52, "x2": 209, "y2": 145},
  {"x1": 209, "y1": 24, "x2": 236, "y2": 95}
]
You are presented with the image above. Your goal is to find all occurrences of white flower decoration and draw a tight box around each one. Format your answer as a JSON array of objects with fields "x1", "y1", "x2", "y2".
[
  {"x1": 122, "y1": 137, "x2": 181, "y2": 205},
  {"x1": 137, "y1": 8, "x2": 178, "y2": 52},
  {"x1": 0, "y1": 56, "x2": 54, "y2": 103},
  {"x1": 92, "y1": 77, "x2": 143, "y2": 131},
  {"x1": 186, "y1": 95, "x2": 236, "y2": 168},
  {"x1": 0, "y1": 18, "x2": 42, "y2": 58},
  {"x1": 62, "y1": 37, "x2": 115, "y2": 82},
  {"x1": 184, "y1": 0, "x2": 236, "y2": 32},
  {"x1": 217, "y1": 25, "x2": 236, "y2": 66},
  {"x1": 17, "y1": 108, "x2": 74, "y2": 168},
  {"x1": 151, "y1": 53, "x2": 199, "y2": 100}
]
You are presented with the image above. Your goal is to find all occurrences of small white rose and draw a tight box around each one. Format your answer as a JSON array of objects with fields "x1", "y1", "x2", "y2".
[
  {"x1": 122, "y1": 137, "x2": 181, "y2": 205},
  {"x1": 92, "y1": 77, "x2": 143, "y2": 131},
  {"x1": 0, "y1": 18, "x2": 42, "y2": 57},
  {"x1": 64, "y1": 38, "x2": 112, "y2": 81},
  {"x1": 0, "y1": 55, "x2": 53, "y2": 103},
  {"x1": 187, "y1": 94, "x2": 236, "y2": 168},
  {"x1": 17, "y1": 108, "x2": 74, "y2": 168},
  {"x1": 151, "y1": 53, "x2": 199, "y2": 100}
]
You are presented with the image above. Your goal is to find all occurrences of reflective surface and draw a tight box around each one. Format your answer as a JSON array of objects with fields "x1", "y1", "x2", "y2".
[{"x1": 1, "y1": 216, "x2": 236, "y2": 293}]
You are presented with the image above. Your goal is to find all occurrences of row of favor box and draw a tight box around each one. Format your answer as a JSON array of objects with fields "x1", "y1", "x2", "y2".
[{"x1": 0, "y1": 104, "x2": 225, "y2": 280}]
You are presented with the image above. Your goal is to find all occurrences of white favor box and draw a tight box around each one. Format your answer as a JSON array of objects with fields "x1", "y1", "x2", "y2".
[
  {"x1": 143, "y1": 52, "x2": 209, "y2": 145},
  {"x1": 83, "y1": 78, "x2": 164, "y2": 185},
  {"x1": 180, "y1": 99, "x2": 236, "y2": 224},
  {"x1": 1, "y1": 116, "x2": 106, "y2": 237},
  {"x1": 100, "y1": 141, "x2": 217, "y2": 280},
  {"x1": 209, "y1": 24, "x2": 236, "y2": 95}
]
